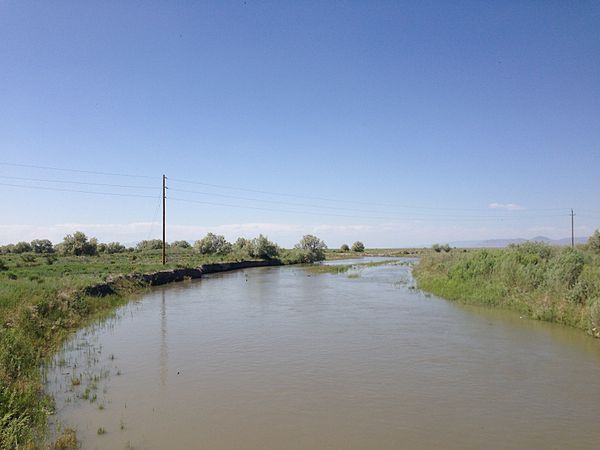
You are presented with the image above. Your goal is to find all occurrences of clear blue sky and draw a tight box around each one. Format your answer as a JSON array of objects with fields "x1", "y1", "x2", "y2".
[{"x1": 1, "y1": 1, "x2": 599, "y2": 246}]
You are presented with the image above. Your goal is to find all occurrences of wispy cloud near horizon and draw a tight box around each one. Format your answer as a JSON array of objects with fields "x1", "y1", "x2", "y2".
[
  {"x1": 488, "y1": 202, "x2": 525, "y2": 211},
  {"x1": 0, "y1": 220, "x2": 581, "y2": 248}
]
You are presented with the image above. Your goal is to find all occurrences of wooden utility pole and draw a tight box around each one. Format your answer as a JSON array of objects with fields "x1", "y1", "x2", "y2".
[
  {"x1": 162, "y1": 174, "x2": 167, "y2": 265},
  {"x1": 571, "y1": 208, "x2": 575, "y2": 248}
]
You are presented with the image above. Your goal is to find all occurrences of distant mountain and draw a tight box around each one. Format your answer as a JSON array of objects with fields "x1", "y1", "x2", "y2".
[{"x1": 449, "y1": 236, "x2": 589, "y2": 248}]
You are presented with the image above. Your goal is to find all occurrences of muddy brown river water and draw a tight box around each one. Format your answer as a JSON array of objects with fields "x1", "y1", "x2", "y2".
[{"x1": 46, "y1": 258, "x2": 600, "y2": 449}]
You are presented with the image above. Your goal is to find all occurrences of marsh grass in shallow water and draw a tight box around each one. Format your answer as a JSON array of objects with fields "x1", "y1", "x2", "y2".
[{"x1": 302, "y1": 259, "x2": 402, "y2": 275}]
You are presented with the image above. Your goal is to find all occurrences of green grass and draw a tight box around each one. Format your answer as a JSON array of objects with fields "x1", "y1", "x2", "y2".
[{"x1": 413, "y1": 243, "x2": 600, "y2": 338}]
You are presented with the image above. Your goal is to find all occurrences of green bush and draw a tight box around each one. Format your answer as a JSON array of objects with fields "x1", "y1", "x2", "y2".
[
  {"x1": 340, "y1": 244, "x2": 350, "y2": 252},
  {"x1": 60, "y1": 232, "x2": 98, "y2": 256},
  {"x1": 545, "y1": 247, "x2": 584, "y2": 289},
  {"x1": 248, "y1": 235, "x2": 279, "y2": 260},
  {"x1": 294, "y1": 235, "x2": 327, "y2": 262},
  {"x1": 30, "y1": 239, "x2": 54, "y2": 254},
  {"x1": 171, "y1": 240, "x2": 191, "y2": 249},
  {"x1": 13, "y1": 242, "x2": 32, "y2": 254},
  {"x1": 588, "y1": 230, "x2": 600, "y2": 253},
  {"x1": 194, "y1": 233, "x2": 232, "y2": 255},
  {"x1": 351, "y1": 241, "x2": 365, "y2": 252},
  {"x1": 103, "y1": 242, "x2": 126, "y2": 254},
  {"x1": 135, "y1": 239, "x2": 164, "y2": 251}
]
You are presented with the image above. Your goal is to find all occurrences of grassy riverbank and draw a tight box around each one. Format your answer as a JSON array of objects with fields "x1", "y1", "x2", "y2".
[
  {"x1": 413, "y1": 242, "x2": 600, "y2": 338},
  {"x1": 0, "y1": 248, "x2": 295, "y2": 449}
]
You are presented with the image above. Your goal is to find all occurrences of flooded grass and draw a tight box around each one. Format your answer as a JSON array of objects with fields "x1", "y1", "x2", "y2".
[{"x1": 302, "y1": 259, "x2": 406, "y2": 275}]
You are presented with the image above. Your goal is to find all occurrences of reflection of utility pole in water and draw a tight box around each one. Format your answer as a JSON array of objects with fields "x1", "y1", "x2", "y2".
[{"x1": 160, "y1": 289, "x2": 168, "y2": 386}]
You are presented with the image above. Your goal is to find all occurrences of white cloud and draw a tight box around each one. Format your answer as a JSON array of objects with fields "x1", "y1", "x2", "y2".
[
  {"x1": 0, "y1": 219, "x2": 583, "y2": 248},
  {"x1": 488, "y1": 202, "x2": 525, "y2": 211}
]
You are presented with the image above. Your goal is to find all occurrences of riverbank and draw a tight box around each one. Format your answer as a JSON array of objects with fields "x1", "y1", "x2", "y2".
[
  {"x1": 0, "y1": 252, "x2": 283, "y2": 449},
  {"x1": 413, "y1": 243, "x2": 600, "y2": 338}
]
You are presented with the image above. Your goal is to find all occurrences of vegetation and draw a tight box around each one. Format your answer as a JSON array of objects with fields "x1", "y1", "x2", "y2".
[
  {"x1": 247, "y1": 235, "x2": 280, "y2": 260},
  {"x1": 293, "y1": 235, "x2": 327, "y2": 263},
  {"x1": 194, "y1": 233, "x2": 232, "y2": 255},
  {"x1": 432, "y1": 243, "x2": 451, "y2": 253},
  {"x1": 351, "y1": 241, "x2": 365, "y2": 252},
  {"x1": 340, "y1": 244, "x2": 350, "y2": 252},
  {"x1": 59, "y1": 232, "x2": 98, "y2": 256},
  {"x1": 414, "y1": 238, "x2": 600, "y2": 338}
]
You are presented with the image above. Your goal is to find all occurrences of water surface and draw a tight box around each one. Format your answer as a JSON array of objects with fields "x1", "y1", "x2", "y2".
[{"x1": 47, "y1": 260, "x2": 600, "y2": 449}]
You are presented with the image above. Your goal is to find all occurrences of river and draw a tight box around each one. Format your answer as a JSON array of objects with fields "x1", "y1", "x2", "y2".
[{"x1": 46, "y1": 258, "x2": 600, "y2": 449}]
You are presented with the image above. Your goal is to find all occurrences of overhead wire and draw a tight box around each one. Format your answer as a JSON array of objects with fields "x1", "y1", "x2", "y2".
[
  {"x1": 168, "y1": 188, "x2": 571, "y2": 219},
  {"x1": 168, "y1": 177, "x2": 569, "y2": 212},
  {"x1": 0, "y1": 162, "x2": 155, "y2": 179},
  {"x1": 0, "y1": 182, "x2": 160, "y2": 199},
  {"x1": 2, "y1": 175, "x2": 156, "y2": 190},
  {"x1": 168, "y1": 196, "x2": 570, "y2": 222}
]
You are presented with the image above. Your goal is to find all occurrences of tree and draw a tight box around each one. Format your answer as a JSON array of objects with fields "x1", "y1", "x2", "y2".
[
  {"x1": 13, "y1": 241, "x2": 32, "y2": 253},
  {"x1": 351, "y1": 241, "x2": 365, "y2": 252},
  {"x1": 30, "y1": 239, "x2": 54, "y2": 254},
  {"x1": 248, "y1": 235, "x2": 279, "y2": 260},
  {"x1": 61, "y1": 232, "x2": 98, "y2": 256},
  {"x1": 194, "y1": 233, "x2": 232, "y2": 255},
  {"x1": 589, "y1": 229, "x2": 600, "y2": 253},
  {"x1": 340, "y1": 244, "x2": 350, "y2": 252},
  {"x1": 294, "y1": 235, "x2": 327, "y2": 262}
]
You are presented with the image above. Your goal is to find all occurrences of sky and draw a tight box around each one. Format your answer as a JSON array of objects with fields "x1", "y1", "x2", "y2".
[{"x1": 1, "y1": 1, "x2": 599, "y2": 247}]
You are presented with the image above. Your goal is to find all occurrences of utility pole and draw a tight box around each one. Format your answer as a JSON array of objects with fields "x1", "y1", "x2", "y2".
[
  {"x1": 571, "y1": 208, "x2": 575, "y2": 248},
  {"x1": 162, "y1": 174, "x2": 167, "y2": 265}
]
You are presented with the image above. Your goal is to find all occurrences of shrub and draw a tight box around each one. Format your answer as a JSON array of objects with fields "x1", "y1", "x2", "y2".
[
  {"x1": 171, "y1": 240, "x2": 191, "y2": 249},
  {"x1": 135, "y1": 240, "x2": 164, "y2": 251},
  {"x1": 340, "y1": 244, "x2": 350, "y2": 252},
  {"x1": 233, "y1": 237, "x2": 252, "y2": 251},
  {"x1": 104, "y1": 242, "x2": 126, "y2": 254},
  {"x1": 60, "y1": 232, "x2": 98, "y2": 256},
  {"x1": 194, "y1": 233, "x2": 232, "y2": 255},
  {"x1": 248, "y1": 235, "x2": 279, "y2": 260},
  {"x1": 545, "y1": 247, "x2": 584, "y2": 289},
  {"x1": 351, "y1": 241, "x2": 365, "y2": 252},
  {"x1": 588, "y1": 230, "x2": 600, "y2": 253},
  {"x1": 30, "y1": 239, "x2": 54, "y2": 254},
  {"x1": 20, "y1": 254, "x2": 36, "y2": 264},
  {"x1": 13, "y1": 242, "x2": 32, "y2": 254},
  {"x1": 0, "y1": 258, "x2": 7, "y2": 271},
  {"x1": 0, "y1": 244, "x2": 15, "y2": 254},
  {"x1": 294, "y1": 235, "x2": 327, "y2": 262}
]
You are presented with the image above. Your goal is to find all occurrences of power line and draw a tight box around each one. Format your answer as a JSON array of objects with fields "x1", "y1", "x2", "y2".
[
  {"x1": 168, "y1": 177, "x2": 569, "y2": 213},
  {"x1": 0, "y1": 182, "x2": 160, "y2": 199},
  {"x1": 0, "y1": 162, "x2": 155, "y2": 179},
  {"x1": 2, "y1": 175, "x2": 156, "y2": 189},
  {"x1": 169, "y1": 187, "x2": 571, "y2": 219},
  {"x1": 168, "y1": 196, "x2": 569, "y2": 222}
]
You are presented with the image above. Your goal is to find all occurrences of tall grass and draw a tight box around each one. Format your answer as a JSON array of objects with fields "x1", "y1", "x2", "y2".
[{"x1": 413, "y1": 242, "x2": 600, "y2": 337}]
